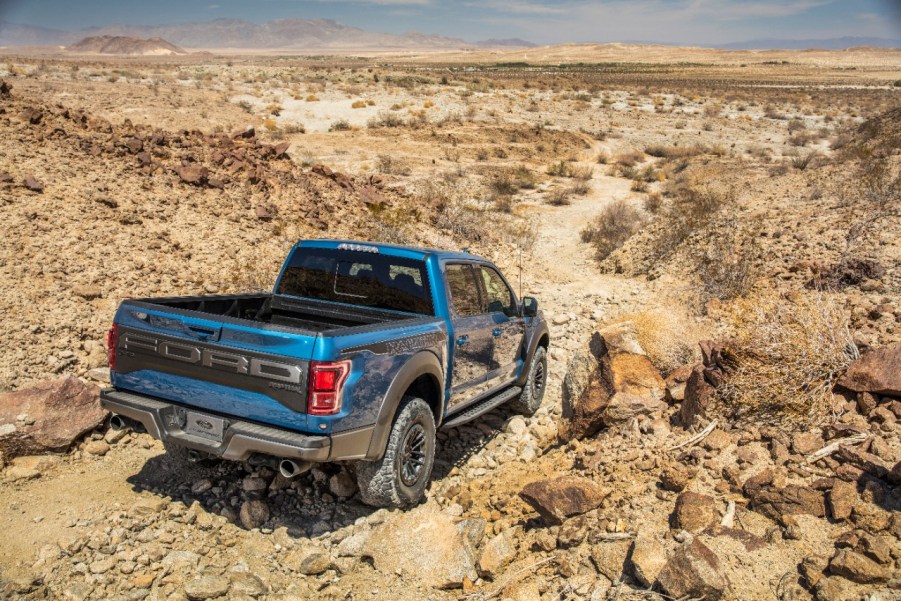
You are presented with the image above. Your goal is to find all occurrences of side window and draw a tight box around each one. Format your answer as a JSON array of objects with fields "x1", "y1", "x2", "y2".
[
  {"x1": 446, "y1": 264, "x2": 482, "y2": 317},
  {"x1": 479, "y1": 266, "x2": 515, "y2": 317}
]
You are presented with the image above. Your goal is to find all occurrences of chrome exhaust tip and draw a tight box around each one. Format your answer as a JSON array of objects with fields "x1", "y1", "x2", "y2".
[
  {"x1": 109, "y1": 415, "x2": 127, "y2": 431},
  {"x1": 279, "y1": 459, "x2": 311, "y2": 479},
  {"x1": 187, "y1": 449, "x2": 204, "y2": 463}
]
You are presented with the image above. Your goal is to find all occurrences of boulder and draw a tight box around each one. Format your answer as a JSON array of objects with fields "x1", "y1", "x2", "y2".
[
  {"x1": 679, "y1": 365, "x2": 715, "y2": 427},
  {"x1": 23, "y1": 175, "x2": 44, "y2": 193},
  {"x1": 827, "y1": 480, "x2": 857, "y2": 521},
  {"x1": 837, "y1": 345, "x2": 901, "y2": 396},
  {"x1": 519, "y1": 475, "x2": 609, "y2": 526},
  {"x1": 828, "y1": 549, "x2": 889, "y2": 584},
  {"x1": 745, "y1": 483, "x2": 826, "y2": 525},
  {"x1": 362, "y1": 505, "x2": 478, "y2": 589},
  {"x1": 589, "y1": 539, "x2": 632, "y2": 581},
  {"x1": 239, "y1": 500, "x2": 269, "y2": 529},
  {"x1": 287, "y1": 545, "x2": 331, "y2": 575},
  {"x1": 672, "y1": 492, "x2": 717, "y2": 532},
  {"x1": 0, "y1": 376, "x2": 106, "y2": 458},
  {"x1": 184, "y1": 574, "x2": 230, "y2": 600},
  {"x1": 630, "y1": 536, "x2": 667, "y2": 587},
  {"x1": 478, "y1": 529, "x2": 518, "y2": 578},
  {"x1": 176, "y1": 164, "x2": 208, "y2": 186},
  {"x1": 660, "y1": 464, "x2": 696, "y2": 492},
  {"x1": 657, "y1": 539, "x2": 729, "y2": 601},
  {"x1": 561, "y1": 323, "x2": 665, "y2": 440}
]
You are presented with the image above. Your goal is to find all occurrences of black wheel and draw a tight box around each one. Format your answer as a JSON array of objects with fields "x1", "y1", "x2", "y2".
[
  {"x1": 355, "y1": 397, "x2": 436, "y2": 508},
  {"x1": 509, "y1": 346, "x2": 547, "y2": 416}
]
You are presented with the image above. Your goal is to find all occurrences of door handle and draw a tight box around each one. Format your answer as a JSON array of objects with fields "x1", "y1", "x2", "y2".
[
  {"x1": 456, "y1": 335, "x2": 469, "y2": 346},
  {"x1": 492, "y1": 329, "x2": 502, "y2": 337}
]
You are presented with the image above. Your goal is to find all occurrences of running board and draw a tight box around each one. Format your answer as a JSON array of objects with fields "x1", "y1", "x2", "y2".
[{"x1": 442, "y1": 386, "x2": 522, "y2": 429}]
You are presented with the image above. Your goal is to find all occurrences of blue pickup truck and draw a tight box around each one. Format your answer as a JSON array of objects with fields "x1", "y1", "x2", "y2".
[{"x1": 101, "y1": 240, "x2": 549, "y2": 508}]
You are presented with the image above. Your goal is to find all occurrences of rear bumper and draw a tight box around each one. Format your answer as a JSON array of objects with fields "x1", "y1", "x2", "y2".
[{"x1": 100, "y1": 388, "x2": 346, "y2": 462}]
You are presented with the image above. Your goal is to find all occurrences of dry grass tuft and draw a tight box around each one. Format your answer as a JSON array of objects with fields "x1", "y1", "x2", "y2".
[{"x1": 718, "y1": 290, "x2": 858, "y2": 426}]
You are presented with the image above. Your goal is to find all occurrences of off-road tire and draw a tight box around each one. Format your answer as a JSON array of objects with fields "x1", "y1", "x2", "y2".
[
  {"x1": 355, "y1": 396, "x2": 436, "y2": 508},
  {"x1": 509, "y1": 346, "x2": 547, "y2": 416}
]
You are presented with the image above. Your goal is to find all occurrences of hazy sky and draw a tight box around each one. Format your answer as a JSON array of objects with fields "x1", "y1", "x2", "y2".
[{"x1": 2, "y1": 0, "x2": 899, "y2": 44}]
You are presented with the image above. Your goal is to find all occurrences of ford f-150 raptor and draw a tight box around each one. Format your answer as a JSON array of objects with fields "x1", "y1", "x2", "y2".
[{"x1": 101, "y1": 239, "x2": 549, "y2": 507}]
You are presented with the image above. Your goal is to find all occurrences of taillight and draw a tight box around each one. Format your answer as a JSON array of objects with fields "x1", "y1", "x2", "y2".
[
  {"x1": 107, "y1": 324, "x2": 119, "y2": 371},
  {"x1": 308, "y1": 360, "x2": 351, "y2": 416}
]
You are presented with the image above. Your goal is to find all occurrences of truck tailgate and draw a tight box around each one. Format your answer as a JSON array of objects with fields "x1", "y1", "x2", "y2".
[{"x1": 111, "y1": 301, "x2": 317, "y2": 431}]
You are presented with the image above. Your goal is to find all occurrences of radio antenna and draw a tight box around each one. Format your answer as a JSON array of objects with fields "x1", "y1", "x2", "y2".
[{"x1": 518, "y1": 245, "x2": 523, "y2": 300}]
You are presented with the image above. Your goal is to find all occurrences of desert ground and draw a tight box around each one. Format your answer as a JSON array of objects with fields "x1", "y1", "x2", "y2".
[{"x1": 0, "y1": 45, "x2": 900, "y2": 601}]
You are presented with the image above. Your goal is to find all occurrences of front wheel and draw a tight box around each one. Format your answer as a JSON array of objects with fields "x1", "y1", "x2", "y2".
[
  {"x1": 355, "y1": 397, "x2": 436, "y2": 508},
  {"x1": 509, "y1": 346, "x2": 547, "y2": 416}
]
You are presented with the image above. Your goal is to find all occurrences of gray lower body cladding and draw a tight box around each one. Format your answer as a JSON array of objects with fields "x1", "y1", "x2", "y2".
[{"x1": 100, "y1": 388, "x2": 374, "y2": 462}]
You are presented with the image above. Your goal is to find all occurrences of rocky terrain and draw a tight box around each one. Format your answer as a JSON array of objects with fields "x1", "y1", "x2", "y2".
[{"x1": 0, "y1": 49, "x2": 899, "y2": 601}]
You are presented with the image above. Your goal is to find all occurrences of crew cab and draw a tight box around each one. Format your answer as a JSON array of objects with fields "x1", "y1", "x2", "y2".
[{"x1": 101, "y1": 240, "x2": 549, "y2": 507}]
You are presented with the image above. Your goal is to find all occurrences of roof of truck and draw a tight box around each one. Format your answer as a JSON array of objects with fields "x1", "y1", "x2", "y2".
[{"x1": 298, "y1": 239, "x2": 489, "y2": 263}]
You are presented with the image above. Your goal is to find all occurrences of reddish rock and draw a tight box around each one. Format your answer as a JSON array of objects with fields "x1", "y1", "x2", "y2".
[
  {"x1": 359, "y1": 185, "x2": 384, "y2": 206},
  {"x1": 273, "y1": 141, "x2": 290, "y2": 157},
  {"x1": 207, "y1": 176, "x2": 226, "y2": 189},
  {"x1": 562, "y1": 323, "x2": 666, "y2": 440},
  {"x1": 665, "y1": 364, "x2": 694, "y2": 402},
  {"x1": 837, "y1": 345, "x2": 901, "y2": 396},
  {"x1": 856, "y1": 391, "x2": 878, "y2": 415},
  {"x1": 791, "y1": 431, "x2": 823, "y2": 455},
  {"x1": 660, "y1": 464, "x2": 696, "y2": 492},
  {"x1": 125, "y1": 137, "x2": 143, "y2": 154},
  {"x1": 829, "y1": 549, "x2": 889, "y2": 584},
  {"x1": 672, "y1": 491, "x2": 717, "y2": 532},
  {"x1": 176, "y1": 164, "x2": 208, "y2": 186},
  {"x1": 745, "y1": 483, "x2": 826, "y2": 525},
  {"x1": 657, "y1": 539, "x2": 730, "y2": 601},
  {"x1": 827, "y1": 480, "x2": 857, "y2": 521},
  {"x1": 136, "y1": 152, "x2": 152, "y2": 168},
  {"x1": 254, "y1": 205, "x2": 274, "y2": 221},
  {"x1": 679, "y1": 365, "x2": 715, "y2": 427},
  {"x1": 519, "y1": 475, "x2": 609, "y2": 525},
  {"x1": 0, "y1": 376, "x2": 107, "y2": 458},
  {"x1": 23, "y1": 175, "x2": 44, "y2": 192}
]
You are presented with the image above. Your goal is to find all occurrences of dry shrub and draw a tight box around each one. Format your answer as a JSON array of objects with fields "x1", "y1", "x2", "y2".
[
  {"x1": 570, "y1": 165, "x2": 594, "y2": 180},
  {"x1": 614, "y1": 309, "x2": 703, "y2": 374},
  {"x1": 615, "y1": 151, "x2": 644, "y2": 167},
  {"x1": 652, "y1": 183, "x2": 734, "y2": 260},
  {"x1": 434, "y1": 199, "x2": 488, "y2": 241},
  {"x1": 718, "y1": 290, "x2": 858, "y2": 426},
  {"x1": 581, "y1": 200, "x2": 645, "y2": 260},
  {"x1": 693, "y1": 215, "x2": 758, "y2": 301}
]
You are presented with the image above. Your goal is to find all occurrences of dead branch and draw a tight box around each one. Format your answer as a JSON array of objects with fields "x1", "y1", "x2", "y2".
[{"x1": 668, "y1": 419, "x2": 719, "y2": 451}]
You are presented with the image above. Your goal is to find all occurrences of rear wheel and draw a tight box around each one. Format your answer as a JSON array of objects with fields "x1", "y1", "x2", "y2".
[
  {"x1": 355, "y1": 397, "x2": 436, "y2": 508},
  {"x1": 509, "y1": 346, "x2": 547, "y2": 416}
]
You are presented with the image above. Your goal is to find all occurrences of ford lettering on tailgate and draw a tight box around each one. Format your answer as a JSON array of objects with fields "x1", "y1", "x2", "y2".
[{"x1": 120, "y1": 330, "x2": 303, "y2": 384}]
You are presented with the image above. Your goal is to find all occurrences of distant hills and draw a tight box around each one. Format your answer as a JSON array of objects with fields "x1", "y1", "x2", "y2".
[
  {"x1": 0, "y1": 18, "x2": 896, "y2": 52},
  {"x1": 68, "y1": 36, "x2": 186, "y2": 56},
  {"x1": 0, "y1": 18, "x2": 538, "y2": 50},
  {"x1": 718, "y1": 36, "x2": 901, "y2": 50}
]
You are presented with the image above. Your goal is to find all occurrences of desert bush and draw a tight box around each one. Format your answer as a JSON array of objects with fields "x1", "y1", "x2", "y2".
[
  {"x1": 368, "y1": 111, "x2": 405, "y2": 128},
  {"x1": 434, "y1": 200, "x2": 488, "y2": 241},
  {"x1": 644, "y1": 191, "x2": 663, "y2": 213},
  {"x1": 351, "y1": 100, "x2": 367, "y2": 109},
  {"x1": 644, "y1": 144, "x2": 706, "y2": 159},
  {"x1": 717, "y1": 289, "x2": 858, "y2": 425},
  {"x1": 570, "y1": 165, "x2": 593, "y2": 180},
  {"x1": 545, "y1": 188, "x2": 571, "y2": 206},
  {"x1": 581, "y1": 200, "x2": 645, "y2": 260},
  {"x1": 569, "y1": 181, "x2": 590, "y2": 196},
  {"x1": 631, "y1": 179, "x2": 648, "y2": 192},
  {"x1": 282, "y1": 122, "x2": 306, "y2": 134},
  {"x1": 263, "y1": 118, "x2": 278, "y2": 132},
  {"x1": 305, "y1": 94, "x2": 319, "y2": 102},
  {"x1": 615, "y1": 151, "x2": 644, "y2": 168},
  {"x1": 547, "y1": 160, "x2": 571, "y2": 177},
  {"x1": 377, "y1": 155, "x2": 411, "y2": 175},
  {"x1": 237, "y1": 100, "x2": 252, "y2": 113},
  {"x1": 652, "y1": 184, "x2": 735, "y2": 260},
  {"x1": 791, "y1": 152, "x2": 819, "y2": 170},
  {"x1": 328, "y1": 119, "x2": 351, "y2": 132},
  {"x1": 788, "y1": 131, "x2": 814, "y2": 146},
  {"x1": 693, "y1": 216, "x2": 758, "y2": 301}
]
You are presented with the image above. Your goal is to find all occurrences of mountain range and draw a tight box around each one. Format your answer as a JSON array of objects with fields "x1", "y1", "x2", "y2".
[
  {"x1": 0, "y1": 18, "x2": 897, "y2": 51},
  {"x1": 0, "y1": 18, "x2": 537, "y2": 50}
]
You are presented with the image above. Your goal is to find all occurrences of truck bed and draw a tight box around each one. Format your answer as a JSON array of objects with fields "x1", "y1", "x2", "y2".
[{"x1": 127, "y1": 292, "x2": 417, "y2": 334}]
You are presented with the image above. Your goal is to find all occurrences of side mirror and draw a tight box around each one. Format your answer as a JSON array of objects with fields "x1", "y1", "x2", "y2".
[{"x1": 522, "y1": 296, "x2": 538, "y2": 317}]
